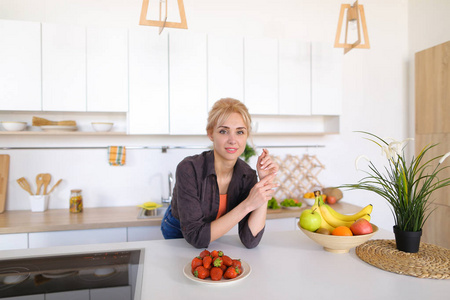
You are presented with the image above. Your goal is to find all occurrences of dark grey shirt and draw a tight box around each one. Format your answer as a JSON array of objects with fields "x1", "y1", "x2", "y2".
[{"x1": 171, "y1": 150, "x2": 264, "y2": 249}]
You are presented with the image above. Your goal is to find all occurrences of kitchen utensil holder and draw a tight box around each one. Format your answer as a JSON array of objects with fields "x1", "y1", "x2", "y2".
[{"x1": 30, "y1": 195, "x2": 49, "y2": 212}]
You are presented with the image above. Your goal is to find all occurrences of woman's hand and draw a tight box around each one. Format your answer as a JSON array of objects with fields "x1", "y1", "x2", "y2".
[
  {"x1": 256, "y1": 149, "x2": 279, "y2": 180},
  {"x1": 245, "y1": 173, "x2": 278, "y2": 212}
]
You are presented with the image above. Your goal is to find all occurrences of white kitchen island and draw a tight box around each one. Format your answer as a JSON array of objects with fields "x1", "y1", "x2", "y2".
[{"x1": 0, "y1": 228, "x2": 448, "y2": 300}]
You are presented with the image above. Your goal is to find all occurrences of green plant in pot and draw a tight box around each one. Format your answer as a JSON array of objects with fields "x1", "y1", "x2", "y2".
[{"x1": 341, "y1": 131, "x2": 450, "y2": 253}]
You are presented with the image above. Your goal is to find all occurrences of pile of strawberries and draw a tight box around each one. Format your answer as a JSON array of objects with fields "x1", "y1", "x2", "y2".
[{"x1": 191, "y1": 249, "x2": 242, "y2": 281}]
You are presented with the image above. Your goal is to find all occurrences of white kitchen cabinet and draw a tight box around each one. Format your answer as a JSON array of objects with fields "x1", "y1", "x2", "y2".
[
  {"x1": 90, "y1": 286, "x2": 131, "y2": 300},
  {"x1": 128, "y1": 27, "x2": 169, "y2": 134},
  {"x1": 311, "y1": 42, "x2": 343, "y2": 115},
  {"x1": 87, "y1": 27, "x2": 128, "y2": 112},
  {"x1": 42, "y1": 23, "x2": 86, "y2": 112},
  {"x1": 0, "y1": 20, "x2": 41, "y2": 111},
  {"x1": 169, "y1": 32, "x2": 208, "y2": 135},
  {"x1": 0, "y1": 233, "x2": 28, "y2": 250},
  {"x1": 28, "y1": 228, "x2": 127, "y2": 248},
  {"x1": 279, "y1": 40, "x2": 311, "y2": 115},
  {"x1": 45, "y1": 290, "x2": 89, "y2": 300},
  {"x1": 244, "y1": 37, "x2": 278, "y2": 115},
  {"x1": 207, "y1": 34, "x2": 244, "y2": 108},
  {"x1": 127, "y1": 226, "x2": 164, "y2": 241}
]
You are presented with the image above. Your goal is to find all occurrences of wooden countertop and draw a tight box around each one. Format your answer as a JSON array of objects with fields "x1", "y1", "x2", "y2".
[{"x1": 0, "y1": 202, "x2": 363, "y2": 234}]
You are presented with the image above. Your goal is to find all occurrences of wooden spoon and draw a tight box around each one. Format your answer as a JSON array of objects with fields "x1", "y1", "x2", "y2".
[
  {"x1": 36, "y1": 173, "x2": 44, "y2": 195},
  {"x1": 46, "y1": 179, "x2": 62, "y2": 195},
  {"x1": 17, "y1": 177, "x2": 33, "y2": 195},
  {"x1": 42, "y1": 174, "x2": 51, "y2": 195}
]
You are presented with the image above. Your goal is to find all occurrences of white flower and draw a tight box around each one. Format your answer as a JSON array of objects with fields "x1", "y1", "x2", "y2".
[
  {"x1": 382, "y1": 138, "x2": 414, "y2": 162},
  {"x1": 355, "y1": 155, "x2": 371, "y2": 171},
  {"x1": 439, "y1": 152, "x2": 450, "y2": 165}
]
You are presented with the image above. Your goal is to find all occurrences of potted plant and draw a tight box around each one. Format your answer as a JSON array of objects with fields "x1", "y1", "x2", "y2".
[{"x1": 341, "y1": 131, "x2": 450, "y2": 253}]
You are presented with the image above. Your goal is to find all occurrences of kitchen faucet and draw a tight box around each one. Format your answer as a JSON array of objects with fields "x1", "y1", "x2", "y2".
[{"x1": 161, "y1": 172, "x2": 173, "y2": 205}]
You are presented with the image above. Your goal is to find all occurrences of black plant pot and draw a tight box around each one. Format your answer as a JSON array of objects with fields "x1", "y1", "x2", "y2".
[{"x1": 393, "y1": 225, "x2": 422, "y2": 253}]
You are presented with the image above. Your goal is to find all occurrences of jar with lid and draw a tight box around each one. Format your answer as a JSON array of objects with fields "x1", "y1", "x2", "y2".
[{"x1": 70, "y1": 189, "x2": 83, "y2": 213}]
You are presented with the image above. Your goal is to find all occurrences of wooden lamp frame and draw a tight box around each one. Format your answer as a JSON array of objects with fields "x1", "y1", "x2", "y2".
[
  {"x1": 334, "y1": 1, "x2": 369, "y2": 54},
  {"x1": 139, "y1": 0, "x2": 188, "y2": 30}
]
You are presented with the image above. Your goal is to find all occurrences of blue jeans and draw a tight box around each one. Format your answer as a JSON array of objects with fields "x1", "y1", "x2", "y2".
[{"x1": 161, "y1": 205, "x2": 184, "y2": 239}]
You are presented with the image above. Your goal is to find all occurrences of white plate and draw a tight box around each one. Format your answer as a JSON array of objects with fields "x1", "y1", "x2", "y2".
[
  {"x1": 40, "y1": 125, "x2": 77, "y2": 132},
  {"x1": 183, "y1": 260, "x2": 251, "y2": 285},
  {"x1": 281, "y1": 205, "x2": 303, "y2": 210}
]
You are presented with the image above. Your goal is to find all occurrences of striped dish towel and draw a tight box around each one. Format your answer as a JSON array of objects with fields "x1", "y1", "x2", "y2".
[{"x1": 108, "y1": 146, "x2": 126, "y2": 166}]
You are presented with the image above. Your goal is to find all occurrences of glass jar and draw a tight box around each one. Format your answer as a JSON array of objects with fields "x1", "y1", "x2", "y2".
[{"x1": 70, "y1": 189, "x2": 83, "y2": 213}]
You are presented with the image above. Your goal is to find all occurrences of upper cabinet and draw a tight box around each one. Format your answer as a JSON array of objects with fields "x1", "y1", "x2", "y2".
[
  {"x1": 42, "y1": 23, "x2": 86, "y2": 111},
  {"x1": 128, "y1": 27, "x2": 169, "y2": 135},
  {"x1": 311, "y1": 42, "x2": 343, "y2": 115},
  {"x1": 279, "y1": 40, "x2": 311, "y2": 115},
  {"x1": 0, "y1": 20, "x2": 41, "y2": 111},
  {"x1": 169, "y1": 32, "x2": 208, "y2": 135},
  {"x1": 207, "y1": 34, "x2": 244, "y2": 109},
  {"x1": 87, "y1": 27, "x2": 128, "y2": 112},
  {"x1": 244, "y1": 37, "x2": 279, "y2": 115}
]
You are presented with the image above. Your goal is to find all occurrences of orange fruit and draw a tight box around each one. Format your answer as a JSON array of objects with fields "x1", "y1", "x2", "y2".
[{"x1": 331, "y1": 226, "x2": 353, "y2": 236}]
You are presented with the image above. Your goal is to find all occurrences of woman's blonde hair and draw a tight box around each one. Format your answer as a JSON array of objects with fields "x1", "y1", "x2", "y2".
[{"x1": 206, "y1": 98, "x2": 252, "y2": 135}]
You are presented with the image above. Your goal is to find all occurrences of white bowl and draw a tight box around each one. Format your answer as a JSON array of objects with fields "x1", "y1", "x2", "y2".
[
  {"x1": 303, "y1": 197, "x2": 315, "y2": 206},
  {"x1": 1, "y1": 121, "x2": 27, "y2": 131},
  {"x1": 91, "y1": 122, "x2": 113, "y2": 132}
]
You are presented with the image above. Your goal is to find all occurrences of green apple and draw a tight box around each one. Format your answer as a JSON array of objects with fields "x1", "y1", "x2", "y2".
[{"x1": 299, "y1": 208, "x2": 321, "y2": 232}]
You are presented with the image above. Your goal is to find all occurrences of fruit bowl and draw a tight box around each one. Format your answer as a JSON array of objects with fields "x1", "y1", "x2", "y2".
[
  {"x1": 298, "y1": 223, "x2": 378, "y2": 253},
  {"x1": 303, "y1": 197, "x2": 315, "y2": 206}
]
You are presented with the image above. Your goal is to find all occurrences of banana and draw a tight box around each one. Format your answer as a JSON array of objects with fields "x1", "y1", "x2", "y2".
[
  {"x1": 319, "y1": 202, "x2": 371, "y2": 228},
  {"x1": 311, "y1": 205, "x2": 335, "y2": 232},
  {"x1": 325, "y1": 204, "x2": 373, "y2": 222}
]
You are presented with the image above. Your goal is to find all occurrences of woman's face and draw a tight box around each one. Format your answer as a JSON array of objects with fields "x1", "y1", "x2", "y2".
[{"x1": 208, "y1": 112, "x2": 248, "y2": 163}]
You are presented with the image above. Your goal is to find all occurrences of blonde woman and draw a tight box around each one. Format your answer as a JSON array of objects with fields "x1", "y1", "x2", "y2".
[{"x1": 161, "y1": 98, "x2": 279, "y2": 248}]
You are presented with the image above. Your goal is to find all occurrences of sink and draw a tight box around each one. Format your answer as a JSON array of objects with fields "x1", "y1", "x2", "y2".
[{"x1": 137, "y1": 206, "x2": 167, "y2": 219}]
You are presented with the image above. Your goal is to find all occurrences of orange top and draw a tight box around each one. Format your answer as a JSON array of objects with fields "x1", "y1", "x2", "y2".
[{"x1": 216, "y1": 194, "x2": 227, "y2": 219}]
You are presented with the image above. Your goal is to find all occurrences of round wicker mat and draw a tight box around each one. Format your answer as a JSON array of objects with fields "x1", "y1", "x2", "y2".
[{"x1": 356, "y1": 239, "x2": 450, "y2": 279}]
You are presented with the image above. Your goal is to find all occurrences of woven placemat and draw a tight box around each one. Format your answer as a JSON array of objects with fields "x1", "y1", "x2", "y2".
[{"x1": 356, "y1": 239, "x2": 450, "y2": 279}]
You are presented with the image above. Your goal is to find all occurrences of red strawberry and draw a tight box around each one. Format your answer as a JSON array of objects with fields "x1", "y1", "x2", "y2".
[
  {"x1": 213, "y1": 257, "x2": 223, "y2": 267},
  {"x1": 210, "y1": 267, "x2": 223, "y2": 281},
  {"x1": 191, "y1": 256, "x2": 203, "y2": 272},
  {"x1": 203, "y1": 255, "x2": 212, "y2": 269},
  {"x1": 210, "y1": 250, "x2": 219, "y2": 258},
  {"x1": 222, "y1": 255, "x2": 232, "y2": 267},
  {"x1": 220, "y1": 264, "x2": 227, "y2": 271},
  {"x1": 199, "y1": 249, "x2": 210, "y2": 258},
  {"x1": 193, "y1": 266, "x2": 209, "y2": 279},
  {"x1": 224, "y1": 266, "x2": 240, "y2": 279},
  {"x1": 232, "y1": 259, "x2": 242, "y2": 273}
]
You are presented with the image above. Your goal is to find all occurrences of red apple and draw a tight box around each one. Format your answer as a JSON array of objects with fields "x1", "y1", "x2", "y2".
[
  {"x1": 350, "y1": 218, "x2": 373, "y2": 235},
  {"x1": 327, "y1": 196, "x2": 337, "y2": 204}
]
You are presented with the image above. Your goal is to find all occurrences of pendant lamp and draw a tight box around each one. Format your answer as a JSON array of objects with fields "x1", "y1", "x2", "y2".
[
  {"x1": 334, "y1": 1, "x2": 369, "y2": 54},
  {"x1": 139, "y1": 0, "x2": 187, "y2": 34}
]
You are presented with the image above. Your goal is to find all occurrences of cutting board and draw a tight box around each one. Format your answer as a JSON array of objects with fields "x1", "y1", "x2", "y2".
[{"x1": 0, "y1": 154, "x2": 10, "y2": 213}]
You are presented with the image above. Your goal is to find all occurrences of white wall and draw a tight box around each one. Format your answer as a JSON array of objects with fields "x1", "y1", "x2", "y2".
[{"x1": 0, "y1": 0, "x2": 414, "y2": 231}]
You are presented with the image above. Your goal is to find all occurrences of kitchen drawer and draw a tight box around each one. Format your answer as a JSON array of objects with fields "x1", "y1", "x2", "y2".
[
  {"x1": 45, "y1": 290, "x2": 89, "y2": 300},
  {"x1": 28, "y1": 228, "x2": 127, "y2": 248},
  {"x1": 265, "y1": 218, "x2": 297, "y2": 232},
  {"x1": 0, "y1": 233, "x2": 28, "y2": 250},
  {"x1": 90, "y1": 286, "x2": 131, "y2": 300}
]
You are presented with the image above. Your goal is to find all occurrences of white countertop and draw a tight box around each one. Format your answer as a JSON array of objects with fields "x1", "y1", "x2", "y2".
[{"x1": 0, "y1": 228, "x2": 448, "y2": 300}]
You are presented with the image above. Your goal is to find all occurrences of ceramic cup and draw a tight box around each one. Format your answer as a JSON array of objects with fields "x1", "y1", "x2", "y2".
[{"x1": 29, "y1": 195, "x2": 49, "y2": 212}]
